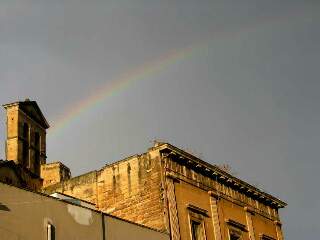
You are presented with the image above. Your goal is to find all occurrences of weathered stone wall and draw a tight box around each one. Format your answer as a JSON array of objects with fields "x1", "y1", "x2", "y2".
[
  {"x1": 44, "y1": 171, "x2": 98, "y2": 205},
  {"x1": 0, "y1": 166, "x2": 22, "y2": 187},
  {"x1": 41, "y1": 162, "x2": 71, "y2": 188},
  {"x1": 17, "y1": 109, "x2": 46, "y2": 175},
  {"x1": 0, "y1": 162, "x2": 43, "y2": 191},
  {"x1": 5, "y1": 104, "x2": 46, "y2": 176},
  {"x1": 43, "y1": 152, "x2": 167, "y2": 232},
  {"x1": 97, "y1": 153, "x2": 165, "y2": 231},
  {"x1": 41, "y1": 163, "x2": 60, "y2": 187},
  {"x1": 5, "y1": 106, "x2": 19, "y2": 162},
  {"x1": 42, "y1": 144, "x2": 286, "y2": 239}
]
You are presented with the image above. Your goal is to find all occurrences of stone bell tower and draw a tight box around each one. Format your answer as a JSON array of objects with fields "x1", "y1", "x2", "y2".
[{"x1": 3, "y1": 99, "x2": 49, "y2": 176}]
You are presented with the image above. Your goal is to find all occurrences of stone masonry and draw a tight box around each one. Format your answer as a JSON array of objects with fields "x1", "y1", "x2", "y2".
[
  {"x1": 40, "y1": 162, "x2": 71, "y2": 188},
  {"x1": 1, "y1": 100, "x2": 287, "y2": 239},
  {"x1": 43, "y1": 142, "x2": 287, "y2": 240},
  {"x1": 44, "y1": 152, "x2": 166, "y2": 231}
]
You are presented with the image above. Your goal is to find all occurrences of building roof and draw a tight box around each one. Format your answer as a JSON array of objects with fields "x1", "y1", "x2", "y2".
[
  {"x1": 3, "y1": 99, "x2": 49, "y2": 129},
  {"x1": 154, "y1": 142, "x2": 287, "y2": 208},
  {"x1": 50, "y1": 192, "x2": 96, "y2": 209},
  {"x1": 42, "y1": 161, "x2": 71, "y2": 171},
  {"x1": 43, "y1": 141, "x2": 287, "y2": 209}
]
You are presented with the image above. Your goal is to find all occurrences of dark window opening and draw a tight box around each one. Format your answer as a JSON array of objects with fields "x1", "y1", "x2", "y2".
[
  {"x1": 230, "y1": 235, "x2": 238, "y2": 240},
  {"x1": 191, "y1": 221, "x2": 202, "y2": 240},
  {"x1": 34, "y1": 151, "x2": 40, "y2": 174},
  {"x1": 22, "y1": 141, "x2": 28, "y2": 166},
  {"x1": 23, "y1": 123, "x2": 29, "y2": 140},
  {"x1": 230, "y1": 233, "x2": 241, "y2": 240},
  {"x1": 34, "y1": 132, "x2": 40, "y2": 174},
  {"x1": 22, "y1": 123, "x2": 29, "y2": 167},
  {"x1": 34, "y1": 132, "x2": 40, "y2": 150}
]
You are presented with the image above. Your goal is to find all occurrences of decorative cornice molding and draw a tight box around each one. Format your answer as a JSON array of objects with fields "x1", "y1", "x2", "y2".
[
  {"x1": 164, "y1": 167, "x2": 279, "y2": 221},
  {"x1": 274, "y1": 220, "x2": 282, "y2": 226},
  {"x1": 244, "y1": 206, "x2": 255, "y2": 215},
  {"x1": 165, "y1": 172, "x2": 180, "y2": 183},
  {"x1": 158, "y1": 144, "x2": 287, "y2": 208},
  {"x1": 208, "y1": 190, "x2": 220, "y2": 200}
]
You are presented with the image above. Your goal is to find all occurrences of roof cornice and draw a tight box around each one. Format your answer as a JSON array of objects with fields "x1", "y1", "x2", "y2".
[
  {"x1": 156, "y1": 143, "x2": 287, "y2": 208},
  {"x1": 3, "y1": 100, "x2": 49, "y2": 129}
]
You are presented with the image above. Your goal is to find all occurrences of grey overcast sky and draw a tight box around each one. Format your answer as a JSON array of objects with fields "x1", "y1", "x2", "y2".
[{"x1": 0, "y1": 0, "x2": 319, "y2": 238}]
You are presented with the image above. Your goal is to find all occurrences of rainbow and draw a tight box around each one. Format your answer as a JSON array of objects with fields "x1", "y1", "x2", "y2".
[
  {"x1": 48, "y1": 5, "x2": 303, "y2": 137},
  {"x1": 49, "y1": 42, "x2": 205, "y2": 136}
]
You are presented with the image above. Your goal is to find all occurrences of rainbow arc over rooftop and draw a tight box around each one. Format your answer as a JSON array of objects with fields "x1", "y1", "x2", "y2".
[
  {"x1": 48, "y1": 6, "x2": 302, "y2": 137},
  {"x1": 49, "y1": 43, "x2": 204, "y2": 136}
]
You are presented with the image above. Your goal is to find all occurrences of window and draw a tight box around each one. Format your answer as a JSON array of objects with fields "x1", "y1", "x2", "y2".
[
  {"x1": 22, "y1": 141, "x2": 28, "y2": 166},
  {"x1": 226, "y1": 219, "x2": 247, "y2": 240},
  {"x1": 230, "y1": 235, "x2": 240, "y2": 240},
  {"x1": 229, "y1": 230, "x2": 241, "y2": 240},
  {"x1": 34, "y1": 132, "x2": 40, "y2": 150},
  {"x1": 23, "y1": 123, "x2": 29, "y2": 139},
  {"x1": 34, "y1": 132, "x2": 40, "y2": 174},
  {"x1": 190, "y1": 219, "x2": 206, "y2": 240},
  {"x1": 187, "y1": 204, "x2": 207, "y2": 240},
  {"x1": 47, "y1": 223, "x2": 55, "y2": 240},
  {"x1": 191, "y1": 220, "x2": 202, "y2": 240},
  {"x1": 34, "y1": 152, "x2": 40, "y2": 175}
]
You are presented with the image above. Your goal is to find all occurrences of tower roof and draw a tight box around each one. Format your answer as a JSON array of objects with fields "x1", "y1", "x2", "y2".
[{"x1": 3, "y1": 99, "x2": 50, "y2": 129}]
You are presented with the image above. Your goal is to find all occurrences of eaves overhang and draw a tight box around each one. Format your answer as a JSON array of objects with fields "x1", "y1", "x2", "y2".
[
  {"x1": 156, "y1": 143, "x2": 287, "y2": 209},
  {"x1": 3, "y1": 100, "x2": 50, "y2": 129}
]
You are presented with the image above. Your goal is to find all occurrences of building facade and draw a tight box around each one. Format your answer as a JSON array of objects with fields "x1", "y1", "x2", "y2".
[
  {"x1": 0, "y1": 182, "x2": 169, "y2": 240},
  {"x1": 0, "y1": 100, "x2": 287, "y2": 240},
  {"x1": 44, "y1": 143, "x2": 286, "y2": 240}
]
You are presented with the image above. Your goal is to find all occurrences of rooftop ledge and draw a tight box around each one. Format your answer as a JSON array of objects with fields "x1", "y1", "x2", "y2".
[{"x1": 154, "y1": 142, "x2": 287, "y2": 208}]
